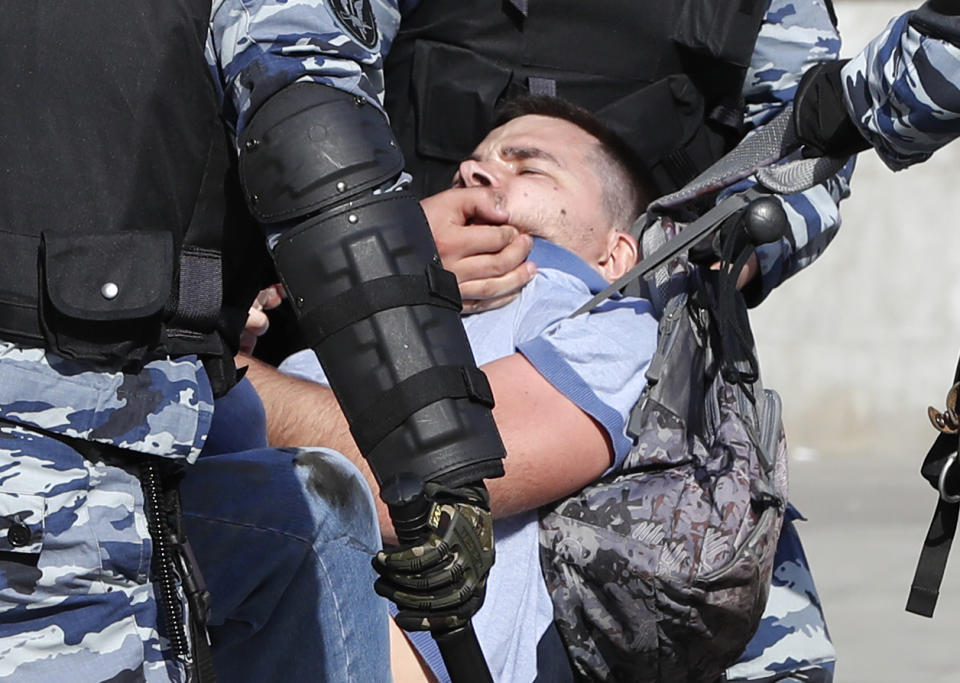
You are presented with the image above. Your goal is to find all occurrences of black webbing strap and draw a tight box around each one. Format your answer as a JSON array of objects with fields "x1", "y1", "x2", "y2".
[
  {"x1": 712, "y1": 235, "x2": 760, "y2": 396},
  {"x1": 571, "y1": 189, "x2": 759, "y2": 318},
  {"x1": 350, "y1": 365, "x2": 495, "y2": 455},
  {"x1": 906, "y1": 352, "x2": 960, "y2": 617},
  {"x1": 167, "y1": 135, "x2": 226, "y2": 341},
  {"x1": 299, "y1": 262, "x2": 461, "y2": 343},
  {"x1": 170, "y1": 247, "x2": 223, "y2": 340},
  {"x1": 907, "y1": 494, "x2": 960, "y2": 617}
]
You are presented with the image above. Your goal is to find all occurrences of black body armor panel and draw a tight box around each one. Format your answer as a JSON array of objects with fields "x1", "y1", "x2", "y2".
[
  {"x1": 0, "y1": 2, "x2": 267, "y2": 394},
  {"x1": 385, "y1": 0, "x2": 768, "y2": 197}
]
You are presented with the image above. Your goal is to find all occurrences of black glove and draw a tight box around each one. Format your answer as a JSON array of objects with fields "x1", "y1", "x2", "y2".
[
  {"x1": 793, "y1": 60, "x2": 871, "y2": 158},
  {"x1": 373, "y1": 482, "x2": 495, "y2": 632}
]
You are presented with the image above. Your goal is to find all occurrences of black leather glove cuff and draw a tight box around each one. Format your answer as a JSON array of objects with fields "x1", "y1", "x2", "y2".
[
  {"x1": 912, "y1": 1, "x2": 960, "y2": 46},
  {"x1": 794, "y1": 60, "x2": 871, "y2": 158}
]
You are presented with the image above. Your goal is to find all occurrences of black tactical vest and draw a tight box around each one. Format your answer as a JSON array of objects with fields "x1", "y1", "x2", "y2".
[
  {"x1": 385, "y1": 0, "x2": 768, "y2": 198},
  {"x1": 0, "y1": 2, "x2": 267, "y2": 394}
]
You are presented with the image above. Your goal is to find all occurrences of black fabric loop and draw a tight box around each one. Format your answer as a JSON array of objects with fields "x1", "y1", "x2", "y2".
[
  {"x1": 169, "y1": 247, "x2": 222, "y2": 333},
  {"x1": 907, "y1": 499, "x2": 960, "y2": 617},
  {"x1": 716, "y1": 246, "x2": 760, "y2": 393},
  {"x1": 350, "y1": 365, "x2": 494, "y2": 455},
  {"x1": 299, "y1": 268, "x2": 462, "y2": 343},
  {"x1": 425, "y1": 260, "x2": 462, "y2": 307},
  {"x1": 696, "y1": 237, "x2": 759, "y2": 399},
  {"x1": 908, "y1": 350, "x2": 960, "y2": 617}
]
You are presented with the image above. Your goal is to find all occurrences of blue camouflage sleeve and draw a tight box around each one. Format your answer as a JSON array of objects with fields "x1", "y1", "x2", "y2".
[
  {"x1": 209, "y1": 0, "x2": 401, "y2": 135},
  {"x1": 841, "y1": 9, "x2": 960, "y2": 171},
  {"x1": 731, "y1": 0, "x2": 854, "y2": 305}
]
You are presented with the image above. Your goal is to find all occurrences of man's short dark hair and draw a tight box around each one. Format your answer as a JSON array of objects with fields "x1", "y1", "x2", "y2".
[{"x1": 492, "y1": 95, "x2": 655, "y2": 227}]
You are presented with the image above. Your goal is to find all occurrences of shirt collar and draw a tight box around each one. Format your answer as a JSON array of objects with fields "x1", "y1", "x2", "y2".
[{"x1": 528, "y1": 237, "x2": 612, "y2": 295}]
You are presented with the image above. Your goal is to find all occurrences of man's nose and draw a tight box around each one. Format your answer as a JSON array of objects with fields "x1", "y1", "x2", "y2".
[{"x1": 458, "y1": 159, "x2": 498, "y2": 188}]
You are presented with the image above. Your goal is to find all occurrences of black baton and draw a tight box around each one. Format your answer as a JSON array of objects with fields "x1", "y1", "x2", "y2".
[{"x1": 381, "y1": 474, "x2": 494, "y2": 683}]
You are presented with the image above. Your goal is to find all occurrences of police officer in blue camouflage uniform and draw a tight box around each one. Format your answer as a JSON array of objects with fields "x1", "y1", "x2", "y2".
[
  {"x1": 793, "y1": 0, "x2": 960, "y2": 170},
  {"x1": 376, "y1": 1, "x2": 849, "y2": 680},
  {"x1": 789, "y1": 0, "x2": 960, "y2": 631},
  {"x1": 0, "y1": 1, "x2": 506, "y2": 681}
]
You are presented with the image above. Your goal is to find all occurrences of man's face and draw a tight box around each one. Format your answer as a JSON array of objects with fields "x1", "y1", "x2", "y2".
[{"x1": 452, "y1": 115, "x2": 613, "y2": 266}]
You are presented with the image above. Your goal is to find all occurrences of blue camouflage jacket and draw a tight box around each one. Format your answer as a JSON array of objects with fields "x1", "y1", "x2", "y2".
[
  {"x1": 0, "y1": 0, "x2": 398, "y2": 462},
  {"x1": 842, "y1": 4, "x2": 960, "y2": 171},
  {"x1": 711, "y1": 0, "x2": 854, "y2": 303}
]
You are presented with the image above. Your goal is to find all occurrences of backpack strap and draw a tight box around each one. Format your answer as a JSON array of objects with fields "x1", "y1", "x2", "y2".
[{"x1": 571, "y1": 104, "x2": 849, "y2": 319}]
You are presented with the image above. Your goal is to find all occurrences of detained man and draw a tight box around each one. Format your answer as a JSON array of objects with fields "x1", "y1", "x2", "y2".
[
  {"x1": 243, "y1": 97, "x2": 834, "y2": 682},
  {"x1": 255, "y1": 96, "x2": 658, "y2": 682}
]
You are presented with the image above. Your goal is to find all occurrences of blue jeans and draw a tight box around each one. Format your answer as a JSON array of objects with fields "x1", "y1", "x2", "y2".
[{"x1": 179, "y1": 378, "x2": 390, "y2": 682}]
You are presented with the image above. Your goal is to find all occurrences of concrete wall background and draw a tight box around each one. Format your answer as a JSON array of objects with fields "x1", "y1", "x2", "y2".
[{"x1": 752, "y1": 0, "x2": 960, "y2": 462}]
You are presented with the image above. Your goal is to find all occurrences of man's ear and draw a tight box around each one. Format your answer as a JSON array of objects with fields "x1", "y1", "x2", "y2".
[{"x1": 597, "y1": 230, "x2": 638, "y2": 282}]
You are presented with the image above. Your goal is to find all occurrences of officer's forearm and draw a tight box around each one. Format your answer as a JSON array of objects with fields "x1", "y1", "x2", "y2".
[{"x1": 239, "y1": 81, "x2": 505, "y2": 489}]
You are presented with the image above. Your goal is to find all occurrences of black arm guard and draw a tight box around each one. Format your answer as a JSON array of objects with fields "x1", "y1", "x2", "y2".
[
  {"x1": 239, "y1": 83, "x2": 505, "y2": 488},
  {"x1": 793, "y1": 60, "x2": 871, "y2": 158}
]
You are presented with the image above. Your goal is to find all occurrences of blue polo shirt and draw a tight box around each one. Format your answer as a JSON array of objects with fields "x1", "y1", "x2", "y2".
[{"x1": 280, "y1": 238, "x2": 658, "y2": 683}]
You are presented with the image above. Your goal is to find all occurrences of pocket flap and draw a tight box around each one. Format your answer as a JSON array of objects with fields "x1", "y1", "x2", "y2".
[
  {"x1": 42, "y1": 232, "x2": 173, "y2": 321},
  {"x1": 412, "y1": 40, "x2": 513, "y2": 162},
  {"x1": 0, "y1": 492, "x2": 45, "y2": 554}
]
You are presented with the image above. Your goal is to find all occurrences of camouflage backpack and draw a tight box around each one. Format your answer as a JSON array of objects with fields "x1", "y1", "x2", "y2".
[
  {"x1": 536, "y1": 104, "x2": 846, "y2": 681},
  {"x1": 538, "y1": 266, "x2": 788, "y2": 682}
]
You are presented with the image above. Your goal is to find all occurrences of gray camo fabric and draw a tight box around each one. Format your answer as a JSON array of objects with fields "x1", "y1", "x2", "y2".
[{"x1": 540, "y1": 287, "x2": 788, "y2": 682}]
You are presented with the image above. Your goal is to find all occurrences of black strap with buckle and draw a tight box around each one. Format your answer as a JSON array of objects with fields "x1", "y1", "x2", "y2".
[{"x1": 907, "y1": 355, "x2": 960, "y2": 618}]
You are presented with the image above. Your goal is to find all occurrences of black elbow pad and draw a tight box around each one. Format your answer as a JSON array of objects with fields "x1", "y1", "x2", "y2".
[{"x1": 239, "y1": 82, "x2": 404, "y2": 222}]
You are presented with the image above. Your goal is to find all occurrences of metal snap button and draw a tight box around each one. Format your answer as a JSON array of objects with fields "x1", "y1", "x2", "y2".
[
  {"x1": 7, "y1": 522, "x2": 31, "y2": 548},
  {"x1": 101, "y1": 282, "x2": 119, "y2": 300}
]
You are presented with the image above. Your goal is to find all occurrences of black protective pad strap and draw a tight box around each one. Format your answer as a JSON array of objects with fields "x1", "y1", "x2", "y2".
[
  {"x1": 168, "y1": 133, "x2": 227, "y2": 339},
  {"x1": 168, "y1": 247, "x2": 222, "y2": 339},
  {"x1": 908, "y1": 352, "x2": 960, "y2": 616},
  {"x1": 298, "y1": 262, "x2": 461, "y2": 342},
  {"x1": 350, "y1": 365, "x2": 495, "y2": 455},
  {"x1": 907, "y1": 499, "x2": 960, "y2": 617}
]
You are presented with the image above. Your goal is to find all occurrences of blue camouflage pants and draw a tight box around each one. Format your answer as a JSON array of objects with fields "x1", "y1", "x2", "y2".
[
  {"x1": 725, "y1": 511, "x2": 836, "y2": 682},
  {"x1": 0, "y1": 421, "x2": 180, "y2": 682},
  {"x1": 0, "y1": 378, "x2": 390, "y2": 682}
]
